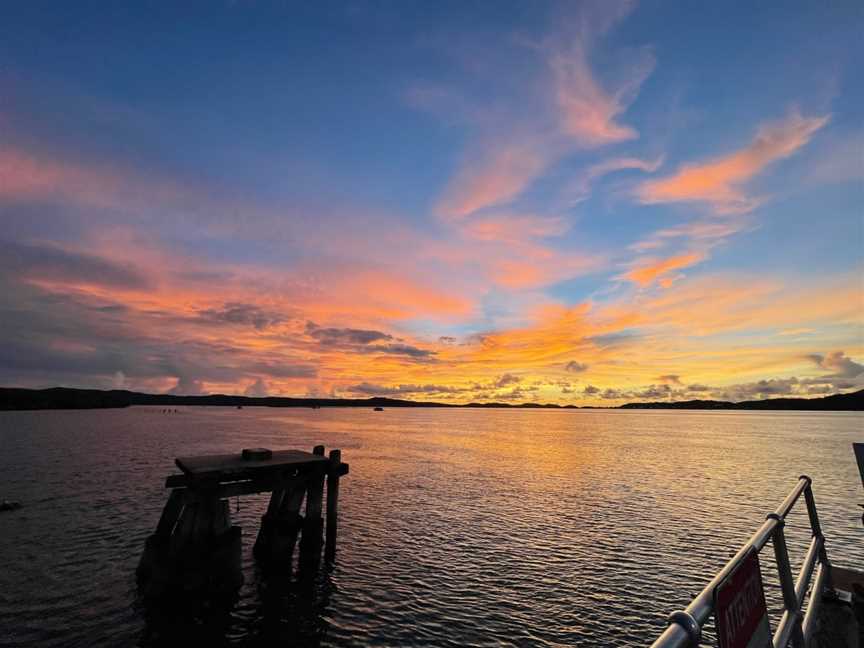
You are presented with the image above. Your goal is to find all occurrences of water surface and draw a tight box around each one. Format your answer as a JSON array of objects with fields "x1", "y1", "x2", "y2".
[{"x1": 0, "y1": 407, "x2": 860, "y2": 646}]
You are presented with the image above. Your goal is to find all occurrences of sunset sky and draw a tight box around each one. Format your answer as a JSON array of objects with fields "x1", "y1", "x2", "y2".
[{"x1": 1, "y1": 1, "x2": 862, "y2": 403}]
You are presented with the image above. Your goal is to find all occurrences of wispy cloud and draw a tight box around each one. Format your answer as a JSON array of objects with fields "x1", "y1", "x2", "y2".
[
  {"x1": 551, "y1": 38, "x2": 653, "y2": 147},
  {"x1": 0, "y1": 239, "x2": 150, "y2": 290},
  {"x1": 566, "y1": 155, "x2": 663, "y2": 204},
  {"x1": 636, "y1": 110, "x2": 830, "y2": 213},
  {"x1": 0, "y1": 146, "x2": 187, "y2": 214},
  {"x1": 629, "y1": 218, "x2": 752, "y2": 252},
  {"x1": 433, "y1": 1, "x2": 652, "y2": 220},
  {"x1": 435, "y1": 137, "x2": 553, "y2": 221},
  {"x1": 622, "y1": 251, "x2": 706, "y2": 287}
]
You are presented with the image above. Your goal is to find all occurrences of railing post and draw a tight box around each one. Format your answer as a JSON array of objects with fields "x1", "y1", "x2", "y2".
[
  {"x1": 767, "y1": 513, "x2": 805, "y2": 648},
  {"x1": 800, "y1": 476, "x2": 833, "y2": 591}
]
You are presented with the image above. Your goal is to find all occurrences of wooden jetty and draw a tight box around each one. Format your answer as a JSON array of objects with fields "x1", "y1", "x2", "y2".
[{"x1": 137, "y1": 445, "x2": 348, "y2": 598}]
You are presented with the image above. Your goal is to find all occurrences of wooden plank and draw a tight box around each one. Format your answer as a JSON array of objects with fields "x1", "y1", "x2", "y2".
[
  {"x1": 305, "y1": 471, "x2": 325, "y2": 521},
  {"x1": 854, "y1": 443, "x2": 864, "y2": 490},
  {"x1": 168, "y1": 475, "x2": 308, "y2": 499},
  {"x1": 325, "y1": 449, "x2": 342, "y2": 562},
  {"x1": 306, "y1": 446, "x2": 325, "y2": 516},
  {"x1": 831, "y1": 566, "x2": 864, "y2": 594},
  {"x1": 213, "y1": 499, "x2": 231, "y2": 535},
  {"x1": 165, "y1": 458, "x2": 340, "y2": 490},
  {"x1": 154, "y1": 489, "x2": 185, "y2": 539},
  {"x1": 170, "y1": 500, "x2": 198, "y2": 556},
  {"x1": 190, "y1": 494, "x2": 220, "y2": 545},
  {"x1": 175, "y1": 448, "x2": 327, "y2": 479},
  {"x1": 299, "y1": 446, "x2": 326, "y2": 566},
  {"x1": 271, "y1": 482, "x2": 307, "y2": 567},
  {"x1": 279, "y1": 482, "x2": 307, "y2": 518}
]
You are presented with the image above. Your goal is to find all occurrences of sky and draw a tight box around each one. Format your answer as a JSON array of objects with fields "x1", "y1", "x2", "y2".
[{"x1": 1, "y1": 0, "x2": 862, "y2": 404}]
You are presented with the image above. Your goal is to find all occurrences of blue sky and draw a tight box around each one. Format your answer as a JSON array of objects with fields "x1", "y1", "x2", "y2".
[{"x1": 0, "y1": 1, "x2": 861, "y2": 402}]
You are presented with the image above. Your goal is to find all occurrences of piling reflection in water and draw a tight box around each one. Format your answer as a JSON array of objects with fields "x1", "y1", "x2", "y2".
[{"x1": 137, "y1": 545, "x2": 336, "y2": 647}]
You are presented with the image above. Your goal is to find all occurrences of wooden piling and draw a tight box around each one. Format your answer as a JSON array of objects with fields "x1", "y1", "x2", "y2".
[
  {"x1": 325, "y1": 449, "x2": 342, "y2": 562},
  {"x1": 139, "y1": 446, "x2": 345, "y2": 599},
  {"x1": 254, "y1": 476, "x2": 288, "y2": 558},
  {"x1": 299, "y1": 446, "x2": 326, "y2": 567},
  {"x1": 154, "y1": 489, "x2": 184, "y2": 539}
]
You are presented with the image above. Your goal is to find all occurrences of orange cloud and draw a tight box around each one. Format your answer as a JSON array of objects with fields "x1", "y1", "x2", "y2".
[
  {"x1": 623, "y1": 252, "x2": 706, "y2": 287},
  {"x1": 636, "y1": 111, "x2": 829, "y2": 213},
  {"x1": 461, "y1": 213, "x2": 568, "y2": 243},
  {"x1": 435, "y1": 137, "x2": 552, "y2": 220}
]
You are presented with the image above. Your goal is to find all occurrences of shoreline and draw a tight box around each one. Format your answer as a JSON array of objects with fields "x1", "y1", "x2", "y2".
[{"x1": 1, "y1": 386, "x2": 861, "y2": 412}]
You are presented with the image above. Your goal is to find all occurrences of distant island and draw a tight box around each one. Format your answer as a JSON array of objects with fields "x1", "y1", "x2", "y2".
[{"x1": 0, "y1": 386, "x2": 861, "y2": 411}]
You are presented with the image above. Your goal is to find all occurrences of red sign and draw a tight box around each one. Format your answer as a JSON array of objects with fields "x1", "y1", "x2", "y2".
[{"x1": 714, "y1": 548, "x2": 772, "y2": 648}]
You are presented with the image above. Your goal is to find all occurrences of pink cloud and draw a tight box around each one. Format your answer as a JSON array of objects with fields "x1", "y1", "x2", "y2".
[
  {"x1": 566, "y1": 155, "x2": 663, "y2": 204},
  {"x1": 461, "y1": 213, "x2": 569, "y2": 243},
  {"x1": 434, "y1": 136, "x2": 553, "y2": 220},
  {"x1": 0, "y1": 147, "x2": 191, "y2": 213},
  {"x1": 636, "y1": 110, "x2": 829, "y2": 213},
  {"x1": 551, "y1": 43, "x2": 653, "y2": 147},
  {"x1": 433, "y1": 2, "x2": 652, "y2": 220}
]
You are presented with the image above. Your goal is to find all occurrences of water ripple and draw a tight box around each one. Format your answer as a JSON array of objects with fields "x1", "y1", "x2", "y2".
[{"x1": 0, "y1": 407, "x2": 860, "y2": 647}]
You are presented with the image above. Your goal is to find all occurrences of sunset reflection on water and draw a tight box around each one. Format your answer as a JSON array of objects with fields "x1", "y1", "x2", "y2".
[{"x1": 0, "y1": 407, "x2": 860, "y2": 646}]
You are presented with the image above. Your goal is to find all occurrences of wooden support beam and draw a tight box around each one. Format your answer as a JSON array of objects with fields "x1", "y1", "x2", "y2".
[
  {"x1": 170, "y1": 499, "x2": 198, "y2": 557},
  {"x1": 190, "y1": 492, "x2": 221, "y2": 547},
  {"x1": 254, "y1": 476, "x2": 308, "y2": 569},
  {"x1": 213, "y1": 499, "x2": 231, "y2": 536},
  {"x1": 300, "y1": 446, "x2": 326, "y2": 567},
  {"x1": 325, "y1": 449, "x2": 342, "y2": 562},
  {"x1": 154, "y1": 488, "x2": 184, "y2": 539},
  {"x1": 253, "y1": 472, "x2": 303, "y2": 559},
  {"x1": 166, "y1": 472, "x2": 309, "y2": 499}
]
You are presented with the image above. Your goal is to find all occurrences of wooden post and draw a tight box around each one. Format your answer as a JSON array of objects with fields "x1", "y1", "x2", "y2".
[
  {"x1": 299, "y1": 446, "x2": 326, "y2": 567},
  {"x1": 213, "y1": 499, "x2": 231, "y2": 536},
  {"x1": 154, "y1": 489, "x2": 185, "y2": 539},
  {"x1": 170, "y1": 498, "x2": 199, "y2": 557},
  {"x1": 325, "y1": 449, "x2": 341, "y2": 562},
  {"x1": 254, "y1": 479, "x2": 286, "y2": 558},
  {"x1": 263, "y1": 481, "x2": 306, "y2": 570}
]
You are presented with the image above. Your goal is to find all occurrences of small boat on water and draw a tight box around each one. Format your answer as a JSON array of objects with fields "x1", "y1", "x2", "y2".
[
  {"x1": 0, "y1": 500, "x2": 22, "y2": 512},
  {"x1": 374, "y1": 407, "x2": 384, "y2": 411}
]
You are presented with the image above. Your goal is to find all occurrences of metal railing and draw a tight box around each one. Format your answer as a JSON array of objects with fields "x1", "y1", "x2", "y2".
[{"x1": 649, "y1": 476, "x2": 833, "y2": 648}]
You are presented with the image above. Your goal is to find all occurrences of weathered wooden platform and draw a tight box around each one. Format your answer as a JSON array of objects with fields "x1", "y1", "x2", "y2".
[
  {"x1": 175, "y1": 449, "x2": 328, "y2": 479},
  {"x1": 137, "y1": 446, "x2": 348, "y2": 600}
]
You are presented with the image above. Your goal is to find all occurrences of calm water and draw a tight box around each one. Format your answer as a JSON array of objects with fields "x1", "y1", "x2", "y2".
[{"x1": 0, "y1": 407, "x2": 860, "y2": 647}]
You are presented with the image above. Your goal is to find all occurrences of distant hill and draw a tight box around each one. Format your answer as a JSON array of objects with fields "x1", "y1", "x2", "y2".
[
  {"x1": 618, "y1": 389, "x2": 863, "y2": 411},
  {"x1": 0, "y1": 386, "x2": 861, "y2": 411},
  {"x1": 0, "y1": 387, "x2": 449, "y2": 411}
]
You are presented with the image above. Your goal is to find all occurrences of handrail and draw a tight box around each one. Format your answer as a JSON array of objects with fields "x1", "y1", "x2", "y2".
[{"x1": 649, "y1": 476, "x2": 832, "y2": 648}]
